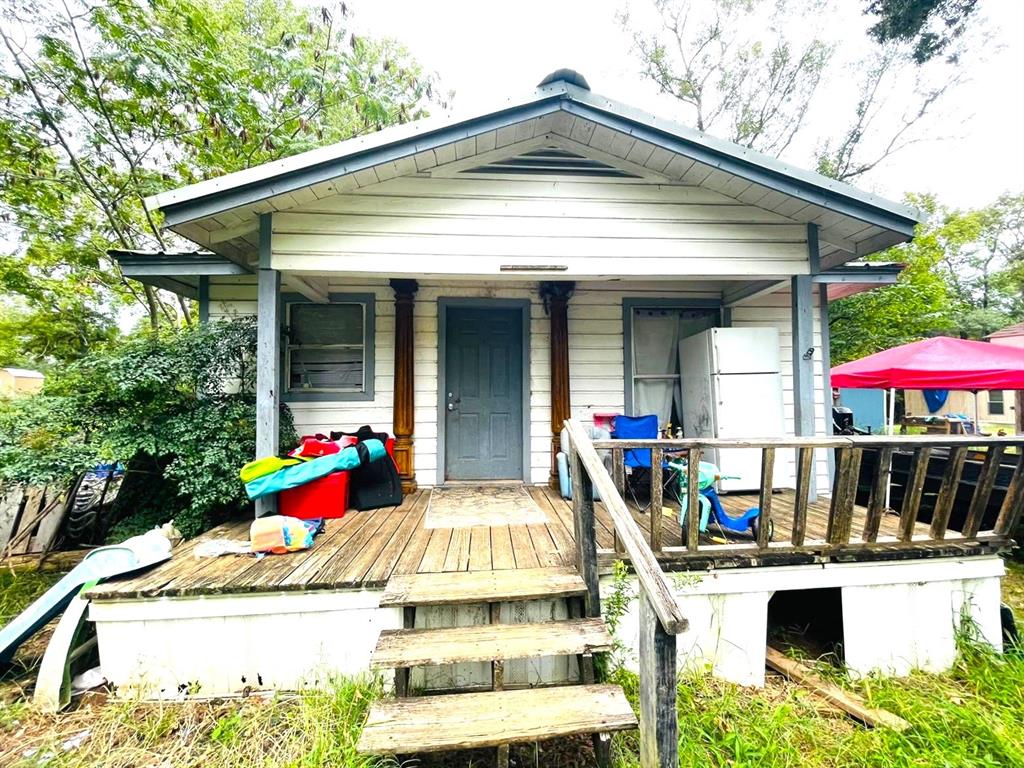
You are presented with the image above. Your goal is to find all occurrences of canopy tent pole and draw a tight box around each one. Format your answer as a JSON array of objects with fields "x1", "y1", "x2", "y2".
[
  {"x1": 974, "y1": 391, "x2": 980, "y2": 435},
  {"x1": 885, "y1": 387, "x2": 896, "y2": 509}
]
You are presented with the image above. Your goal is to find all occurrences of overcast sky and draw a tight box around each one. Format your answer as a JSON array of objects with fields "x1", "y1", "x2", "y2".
[{"x1": 352, "y1": 0, "x2": 1024, "y2": 211}]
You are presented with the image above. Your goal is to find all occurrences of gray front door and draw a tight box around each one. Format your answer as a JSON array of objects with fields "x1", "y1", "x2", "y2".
[{"x1": 444, "y1": 307, "x2": 523, "y2": 481}]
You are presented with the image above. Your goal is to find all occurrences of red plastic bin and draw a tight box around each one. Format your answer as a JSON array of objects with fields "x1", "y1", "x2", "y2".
[{"x1": 279, "y1": 471, "x2": 349, "y2": 520}]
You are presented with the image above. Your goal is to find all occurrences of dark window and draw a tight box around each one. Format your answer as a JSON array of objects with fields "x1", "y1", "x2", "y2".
[
  {"x1": 286, "y1": 302, "x2": 370, "y2": 395},
  {"x1": 989, "y1": 390, "x2": 1005, "y2": 416}
]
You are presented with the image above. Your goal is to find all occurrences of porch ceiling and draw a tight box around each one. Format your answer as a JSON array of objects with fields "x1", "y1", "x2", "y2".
[{"x1": 147, "y1": 74, "x2": 919, "y2": 275}]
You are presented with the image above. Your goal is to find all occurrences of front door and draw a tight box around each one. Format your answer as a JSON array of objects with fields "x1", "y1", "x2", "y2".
[{"x1": 444, "y1": 306, "x2": 523, "y2": 481}]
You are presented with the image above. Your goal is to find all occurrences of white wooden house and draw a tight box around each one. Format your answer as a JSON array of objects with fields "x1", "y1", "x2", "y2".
[{"x1": 97, "y1": 71, "x2": 1017, "y2": 761}]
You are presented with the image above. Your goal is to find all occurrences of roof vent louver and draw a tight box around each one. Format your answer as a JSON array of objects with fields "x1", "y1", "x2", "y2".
[{"x1": 462, "y1": 148, "x2": 637, "y2": 178}]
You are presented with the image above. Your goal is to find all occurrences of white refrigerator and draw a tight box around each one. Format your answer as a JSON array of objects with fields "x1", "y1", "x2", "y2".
[{"x1": 679, "y1": 327, "x2": 786, "y2": 492}]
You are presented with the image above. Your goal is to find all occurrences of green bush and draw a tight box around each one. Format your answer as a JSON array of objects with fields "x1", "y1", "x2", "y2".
[{"x1": 0, "y1": 318, "x2": 294, "y2": 538}]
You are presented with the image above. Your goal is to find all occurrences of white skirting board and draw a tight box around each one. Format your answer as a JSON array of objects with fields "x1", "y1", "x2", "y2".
[
  {"x1": 90, "y1": 590, "x2": 579, "y2": 699},
  {"x1": 89, "y1": 556, "x2": 1006, "y2": 698},
  {"x1": 609, "y1": 556, "x2": 1006, "y2": 687}
]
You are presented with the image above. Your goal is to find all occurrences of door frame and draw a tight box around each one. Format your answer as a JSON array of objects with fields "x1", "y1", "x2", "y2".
[{"x1": 437, "y1": 297, "x2": 531, "y2": 485}]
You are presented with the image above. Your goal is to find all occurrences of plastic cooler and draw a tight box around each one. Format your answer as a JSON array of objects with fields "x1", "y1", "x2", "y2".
[{"x1": 279, "y1": 471, "x2": 349, "y2": 520}]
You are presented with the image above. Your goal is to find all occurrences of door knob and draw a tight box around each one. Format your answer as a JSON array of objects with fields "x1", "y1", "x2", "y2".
[{"x1": 447, "y1": 402, "x2": 456, "y2": 411}]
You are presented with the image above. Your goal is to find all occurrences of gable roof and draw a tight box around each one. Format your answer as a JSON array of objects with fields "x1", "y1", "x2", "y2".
[
  {"x1": 987, "y1": 322, "x2": 1024, "y2": 340},
  {"x1": 147, "y1": 70, "x2": 921, "y2": 269}
]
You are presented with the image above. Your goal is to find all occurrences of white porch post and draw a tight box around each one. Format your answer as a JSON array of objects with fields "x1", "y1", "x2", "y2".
[
  {"x1": 792, "y1": 224, "x2": 818, "y2": 497},
  {"x1": 255, "y1": 213, "x2": 281, "y2": 517}
]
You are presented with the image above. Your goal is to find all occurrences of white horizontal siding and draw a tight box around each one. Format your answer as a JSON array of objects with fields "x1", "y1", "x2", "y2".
[
  {"x1": 270, "y1": 175, "x2": 808, "y2": 278},
  {"x1": 207, "y1": 277, "x2": 830, "y2": 493}
]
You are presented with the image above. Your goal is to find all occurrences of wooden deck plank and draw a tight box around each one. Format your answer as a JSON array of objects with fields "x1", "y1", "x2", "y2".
[
  {"x1": 442, "y1": 526, "x2": 471, "y2": 572},
  {"x1": 334, "y1": 502, "x2": 412, "y2": 586},
  {"x1": 361, "y1": 490, "x2": 430, "y2": 585},
  {"x1": 303, "y1": 508, "x2": 398, "y2": 588},
  {"x1": 419, "y1": 527, "x2": 453, "y2": 573},
  {"x1": 527, "y1": 523, "x2": 561, "y2": 567},
  {"x1": 357, "y1": 684, "x2": 637, "y2": 755},
  {"x1": 89, "y1": 485, "x2": 974, "y2": 602},
  {"x1": 468, "y1": 526, "x2": 492, "y2": 572},
  {"x1": 370, "y1": 618, "x2": 612, "y2": 669},
  {"x1": 490, "y1": 525, "x2": 516, "y2": 570},
  {"x1": 508, "y1": 524, "x2": 539, "y2": 569},
  {"x1": 380, "y1": 567, "x2": 586, "y2": 607}
]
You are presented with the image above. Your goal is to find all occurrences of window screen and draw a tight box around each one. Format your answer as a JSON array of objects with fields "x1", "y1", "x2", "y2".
[{"x1": 287, "y1": 302, "x2": 367, "y2": 393}]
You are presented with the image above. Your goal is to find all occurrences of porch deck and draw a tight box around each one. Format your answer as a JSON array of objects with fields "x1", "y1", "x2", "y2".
[{"x1": 87, "y1": 485, "x2": 990, "y2": 602}]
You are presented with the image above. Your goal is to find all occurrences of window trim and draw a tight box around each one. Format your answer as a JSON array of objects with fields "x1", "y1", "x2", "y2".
[
  {"x1": 281, "y1": 292, "x2": 376, "y2": 403},
  {"x1": 622, "y1": 297, "x2": 722, "y2": 417}
]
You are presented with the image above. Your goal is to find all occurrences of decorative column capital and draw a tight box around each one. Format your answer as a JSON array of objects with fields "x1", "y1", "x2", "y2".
[
  {"x1": 389, "y1": 278, "x2": 419, "y2": 301},
  {"x1": 539, "y1": 281, "x2": 575, "y2": 314}
]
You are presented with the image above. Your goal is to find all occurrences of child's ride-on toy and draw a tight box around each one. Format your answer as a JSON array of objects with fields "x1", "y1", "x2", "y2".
[{"x1": 668, "y1": 459, "x2": 771, "y2": 541}]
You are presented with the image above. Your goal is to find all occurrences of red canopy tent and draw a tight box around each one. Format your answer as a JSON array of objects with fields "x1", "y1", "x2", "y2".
[
  {"x1": 831, "y1": 336, "x2": 1024, "y2": 390},
  {"x1": 831, "y1": 336, "x2": 1024, "y2": 436}
]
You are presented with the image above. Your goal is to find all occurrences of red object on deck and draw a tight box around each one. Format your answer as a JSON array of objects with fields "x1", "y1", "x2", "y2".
[
  {"x1": 831, "y1": 336, "x2": 1024, "y2": 390},
  {"x1": 279, "y1": 471, "x2": 349, "y2": 519}
]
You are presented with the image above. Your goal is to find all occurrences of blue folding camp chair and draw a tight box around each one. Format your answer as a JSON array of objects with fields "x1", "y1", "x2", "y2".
[{"x1": 612, "y1": 414, "x2": 669, "y2": 511}]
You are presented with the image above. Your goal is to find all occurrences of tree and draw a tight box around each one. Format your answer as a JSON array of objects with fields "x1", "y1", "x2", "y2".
[
  {"x1": 620, "y1": 0, "x2": 964, "y2": 182},
  {"x1": 829, "y1": 193, "x2": 1024, "y2": 363},
  {"x1": 0, "y1": 0, "x2": 439, "y2": 363},
  {"x1": 865, "y1": 0, "x2": 979, "y2": 64},
  {"x1": 0, "y1": 317, "x2": 296, "y2": 538}
]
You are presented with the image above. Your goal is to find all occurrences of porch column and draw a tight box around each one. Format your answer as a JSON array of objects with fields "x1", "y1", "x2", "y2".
[
  {"x1": 542, "y1": 281, "x2": 575, "y2": 488},
  {"x1": 197, "y1": 276, "x2": 210, "y2": 324},
  {"x1": 390, "y1": 279, "x2": 419, "y2": 493},
  {"x1": 792, "y1": 224, "x2": 818, "y2": 499},
  {"x1": 255, "y1": 213, "x2": 281, "y2": 517}
]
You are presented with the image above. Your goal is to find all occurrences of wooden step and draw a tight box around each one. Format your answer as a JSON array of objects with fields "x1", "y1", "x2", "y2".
[
  {"x1": 357, "y1": 684, "x2": 637, "y2": 754},
  {"x1": 379, "y1": 566, "x2": 586, "y2": 607},
  {"x1": 371, "y1": 618, "x2": 613, "y2": 669}
]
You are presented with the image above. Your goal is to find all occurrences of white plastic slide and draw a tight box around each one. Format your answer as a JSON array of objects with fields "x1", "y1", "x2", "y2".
[{"x1": 0, "y1": 531, "x2": 171, "y2": 665}]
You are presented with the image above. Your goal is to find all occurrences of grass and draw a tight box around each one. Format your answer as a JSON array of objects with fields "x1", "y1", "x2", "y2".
[{"x1": 0, "y1": 560, "x2": 1021, "y2": 767}]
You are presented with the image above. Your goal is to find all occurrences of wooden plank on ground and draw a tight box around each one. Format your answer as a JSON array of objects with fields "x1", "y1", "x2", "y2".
[
  {"x1": 9, "y1": 486, "x2": 45, "y2": 555},
  {"x1": 766, "y1": 646, "x2": 910, "y2": 731},
  {"x1": 370, "y1": 618, "x2": 613, "y2": 669},
  {"x1": 29, "y1": 488, "x2": 67, "y2": 554},
  {"x1": 380, "y1": 566, "x2": 586, "y2": 607},
  {"x1": 0, "y1": 485, "x2": 24, "y2": 553},
  {"x1": 356, "y1": 684, "x2": 636, "y2": 755}
]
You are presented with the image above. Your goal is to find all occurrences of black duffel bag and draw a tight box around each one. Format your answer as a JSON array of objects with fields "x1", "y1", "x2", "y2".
[{"x1": 330, "y1": 426, "x2": 403, "y2": 511}]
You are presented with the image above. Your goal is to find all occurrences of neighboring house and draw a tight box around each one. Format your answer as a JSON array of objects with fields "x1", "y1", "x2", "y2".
[
  {"x1": 988, "y1": 322, "x2": 1024, "y2": 432},
  {"x1": 0, "y1": 367, "x2": 43, "y2": 397},
  {"x1": 95, "y1": 71, "x2": 1017, "y2": 727}
]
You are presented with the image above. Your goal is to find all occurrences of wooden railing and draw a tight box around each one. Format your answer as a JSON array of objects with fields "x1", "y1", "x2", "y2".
[
  {"x1": 563, "y1": 419, "x2": 686, "y2": 768},
  {"x1": 589, "y1": 433, "x2": 1024, "y2": 564}
]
